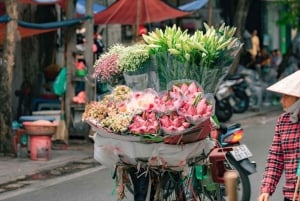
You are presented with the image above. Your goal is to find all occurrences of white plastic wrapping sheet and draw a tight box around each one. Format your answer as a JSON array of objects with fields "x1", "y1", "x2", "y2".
[{"x1": 93, "y1": 132, "x2": 216, "y2": 169}]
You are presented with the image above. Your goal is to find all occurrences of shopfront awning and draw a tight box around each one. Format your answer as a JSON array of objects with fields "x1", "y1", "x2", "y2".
[
  {"x1": 94, "y1": 0, "x2": 192, "y2": 25},
  {"x1": 179, "y1": 0, "x2": 208, "y2": 12}
]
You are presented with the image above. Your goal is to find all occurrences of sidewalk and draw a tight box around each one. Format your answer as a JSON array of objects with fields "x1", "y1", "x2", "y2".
[
  {"x1": 0, "y1": 104, "x2": 281, "y2": 187},
  {"x1": 0, "y1": 140, "x2": 94, "y2": 186}
]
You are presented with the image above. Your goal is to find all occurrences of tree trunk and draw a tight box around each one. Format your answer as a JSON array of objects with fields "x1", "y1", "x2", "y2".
[
  {"x1": 229, "y1": 0, "x2": 253, "y2": 74},
  {"x1": 19, "y1": 4, "x2": 57, "y2": 115},
  {"x1": 233, "y1": 0, "x2": 253, "y2": 39},
  {"x1": 0, "y1": 0, "x2": 18, "y2": 154},
  {"x1": 65, "y1": 0, "x2": 77, "y2": 133},
  {"x1": 84, "y1": 0, "x2": 95, "y2": 103}
]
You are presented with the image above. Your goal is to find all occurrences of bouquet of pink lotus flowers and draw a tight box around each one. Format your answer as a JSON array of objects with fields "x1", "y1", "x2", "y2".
[{"x1": 155, "y1": 80, "x2": 214, "y2": 135}]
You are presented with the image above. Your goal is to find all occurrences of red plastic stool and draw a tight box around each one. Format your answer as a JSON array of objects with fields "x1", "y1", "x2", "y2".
[{"x1": 29, "y1": 135, "x2": 52, "y2": 161}]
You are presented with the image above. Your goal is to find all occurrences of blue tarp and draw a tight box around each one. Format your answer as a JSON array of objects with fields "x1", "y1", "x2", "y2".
[
  {"x1": 179, "y1": 0, "x2": 208, "y2": 12},
  {"x1": 0, "y1": 15, "x2": 9, "y2": 23},
  {"x1": 17, "y1": 16, "x2": 91, "y2": 29},
  {"x1": 76, "y1": 0, "x2": 106, "y2": 15},
  {"x1": 0, "y1": 14, "x2": 90, "y2": 29}
]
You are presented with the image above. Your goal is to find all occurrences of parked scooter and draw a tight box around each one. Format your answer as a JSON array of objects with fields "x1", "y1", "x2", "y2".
[
  {"x1": 221, "y1": 74, "x2": 251, "y2": 113},
  {"x1": 214, "y1": 84, "x2": 233, "y2": 122},
  {"x1": 238, "y1": 66, "x2": 267, "y2": 110},
  {"x1": 214, "y1": 70, "x2": 251, "y2": 122},
  {"x1": 214, "y1": 73, "x2": 234, "y2": 122}
]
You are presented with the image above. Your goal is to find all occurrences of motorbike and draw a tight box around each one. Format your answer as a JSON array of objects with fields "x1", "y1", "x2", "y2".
[
  {"x1": 214, "y1": 86, "x2": 233, "y2": 122},
  {"x1": 180, "y1": 121, "x2": 256, "y2": 201},
  {"x1": 214, "y1": 74, "x2": 234, "y2": 122},
  {"x1": 119, "y1": 120, "x2": 256, "y2": 201},
  {"x1": 221, "y1": 74, "x2": 251, "y2": 114},
  {"x1": 214, "y1": 71, "x2": 251, "y2": 122},
  {"x1": 239, "y1": 67, "x2": 267, "y2": 110}
]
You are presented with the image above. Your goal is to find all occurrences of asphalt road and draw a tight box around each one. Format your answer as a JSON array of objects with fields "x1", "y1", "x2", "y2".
[
  {"x1": 242, "y1": 110, "x2": 285, "y2": 201},
  {"x1": 0, "y1": 110, "x2": 286, "y2": 201},
  {"x1": 0, "y1": 166, "x2": 133, "y2": 201}
]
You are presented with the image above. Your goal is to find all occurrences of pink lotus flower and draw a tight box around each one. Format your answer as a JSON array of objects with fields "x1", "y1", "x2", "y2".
[
  {"x1": 129, "y1": 111, "x2": 159, "y2": 134},
  {"x1": 160, "y1": 111, "x2": 191, "y2": 134}
]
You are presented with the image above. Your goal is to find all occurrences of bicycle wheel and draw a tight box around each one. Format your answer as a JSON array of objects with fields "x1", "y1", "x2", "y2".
[{"x1": 125, "y1": 168, "x2": 185, "y2": 201}]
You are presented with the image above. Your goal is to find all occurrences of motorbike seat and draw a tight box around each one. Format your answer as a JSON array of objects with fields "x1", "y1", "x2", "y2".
[
  {"x1": 227, "y1": 123, "x2": 241, "y2": 130},
  {"x1": 227, "y1": 74, "x2": 244, "y2": 80}
]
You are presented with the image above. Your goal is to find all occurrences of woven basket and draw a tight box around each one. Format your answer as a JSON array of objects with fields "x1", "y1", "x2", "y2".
[
  {"x1": 23, "y1": 121, "x2": 57, "y2": 136},
  {"x1": 24, "y1": 125, "x2": 56, "y2": 135},
  {"x1": 163, "y1": 118, "x2": 212, "y2": 145}
]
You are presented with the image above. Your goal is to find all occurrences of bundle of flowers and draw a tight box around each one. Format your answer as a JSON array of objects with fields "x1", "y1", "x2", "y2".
[
  {"x1": 122, "y1": 89, "x2": 158, "y2": 114},
  {"x1": 156, "y1": 80, "x2": 214, "y2": 135},
  {"x1": 129, "y1": 111, "x2": 159, "y2": 134},
  {"x1": 142, "y1": 23, "x2": 243, "y2": 92},
  {"x1": 93, "y1": 44, "x2": 125, "y2": 84},
  {"x1": 83, "y1": 80, "x2": 214, "y2": 139},
  {"x1": 160, "y1": 111, "x2": 191, "y2": 134},
  {"x1": 82, "y1": 85, "x2": 133, "y2": 133},
  {"x1": 118, "y1": 43, "x2": 150, "y2": 74},
  {"x1": 93, "y1": 43, "x2": 151, "y2": 86}
]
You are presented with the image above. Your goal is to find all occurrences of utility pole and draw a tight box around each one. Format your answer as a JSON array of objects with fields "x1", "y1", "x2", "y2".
[
  {"x1": 84, "y1": 0, "x2": 95, "y2": 103},
  {"x1": 207, "y1": 0, "x2": 213, "y2": 25},
  {"x1": 65, "y1": 0, "x2": 77, "y2": 139}
]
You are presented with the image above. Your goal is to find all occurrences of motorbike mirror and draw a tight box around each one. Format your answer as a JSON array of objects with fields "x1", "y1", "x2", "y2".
[{"x1": 219, "y1": 124, "x2": 228, "y2": 134}]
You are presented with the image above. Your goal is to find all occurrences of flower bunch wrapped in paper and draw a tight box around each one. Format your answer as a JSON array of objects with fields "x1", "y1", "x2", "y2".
[
  {"x1": 83, "y1": 80, "x2": 215, "y2": 145},
  {"x1": 143, "y1": 23, "x2": 243, "y2": 92}
]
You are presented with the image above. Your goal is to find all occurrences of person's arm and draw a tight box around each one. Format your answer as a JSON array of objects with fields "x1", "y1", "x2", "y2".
[{"x1": 259, "y1": 116, "x2": 284, "y2": 196}]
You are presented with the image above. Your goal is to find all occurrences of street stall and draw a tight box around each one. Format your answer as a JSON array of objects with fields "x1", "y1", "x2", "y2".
[{"x1": 82, "y1": 23, "x2": 244, "y2": 200}]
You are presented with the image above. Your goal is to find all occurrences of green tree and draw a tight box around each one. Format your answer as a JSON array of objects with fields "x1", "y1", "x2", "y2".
[
  {"x1": 276, "y1": 0, "x2": 300, "y2": 76},
  {"x1": 277, "y1": 0, "x2": 300, "y2": 29}
]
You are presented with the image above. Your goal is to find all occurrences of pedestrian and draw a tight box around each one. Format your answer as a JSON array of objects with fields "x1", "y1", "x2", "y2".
[
  {"x1": 250, "y1": 29, "x2": 260, "y2": 59},
  {"x1": 257, "y1": 70, "x2": 300, "y2": 201},
  {"x1": 93, "y1": 27, "x2": 105, "y2": 59}
]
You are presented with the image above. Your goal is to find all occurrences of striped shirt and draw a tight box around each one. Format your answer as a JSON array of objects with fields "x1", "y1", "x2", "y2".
[{"x1": 260, "y1": 112, "x2": 300, "y2": 199}]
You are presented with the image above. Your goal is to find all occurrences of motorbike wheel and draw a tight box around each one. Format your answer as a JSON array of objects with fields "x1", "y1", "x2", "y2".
[
  {"x1": 249, "y1": 95, "x2": 258, "y2": 108},
  {"x1": 215, "y1": 98, "x2": 233, "y2": 122},
  {"x1": 232, "y1": 90, "x2": 250, "y2": 113}
]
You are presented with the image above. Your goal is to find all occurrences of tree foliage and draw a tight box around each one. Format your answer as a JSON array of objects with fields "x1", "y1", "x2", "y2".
[{"x1": 277, "y1": 0, "x2": 300, "y2": 29}]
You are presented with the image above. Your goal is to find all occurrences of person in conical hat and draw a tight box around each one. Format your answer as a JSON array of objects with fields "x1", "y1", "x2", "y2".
[{"x1": 258, "y1": 70, "x2": 300, "y2": 201}]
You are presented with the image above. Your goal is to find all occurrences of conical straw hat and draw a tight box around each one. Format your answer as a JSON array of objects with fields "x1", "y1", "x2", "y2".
[{"x1": 267, "y1": 70, "x2": 300, "y2": 98}]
